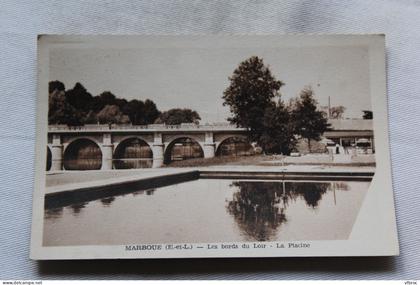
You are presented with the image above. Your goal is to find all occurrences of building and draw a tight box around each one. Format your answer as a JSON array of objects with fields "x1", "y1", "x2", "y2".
[{"x1": 324, "y1": 119, "x2": 374, "y2": 152}]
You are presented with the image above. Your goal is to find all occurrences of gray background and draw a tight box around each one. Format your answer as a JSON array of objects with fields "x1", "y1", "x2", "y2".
[{"x1": 0, "y1": 0, "x2": 419, "y2": 280}]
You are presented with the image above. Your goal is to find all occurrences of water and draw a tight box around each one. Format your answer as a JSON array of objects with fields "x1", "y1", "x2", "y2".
[{"x1": 43, "y1": 179, "x2": 369, "y2": 246}]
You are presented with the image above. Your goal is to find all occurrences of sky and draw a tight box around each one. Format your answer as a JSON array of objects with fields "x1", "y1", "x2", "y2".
[{"x1": 50, "y1": 45, "x2": 371, "y2": 123}]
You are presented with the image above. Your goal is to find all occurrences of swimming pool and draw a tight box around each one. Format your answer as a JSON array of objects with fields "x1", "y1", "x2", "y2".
[{"x1": 43, "y1": 178, "x2": 370, "y2": 246}]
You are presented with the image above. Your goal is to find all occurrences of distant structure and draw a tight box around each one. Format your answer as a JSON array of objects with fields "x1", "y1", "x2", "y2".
[{"x1": 324, "y1": 119, "x2": 374, "y2": 150}]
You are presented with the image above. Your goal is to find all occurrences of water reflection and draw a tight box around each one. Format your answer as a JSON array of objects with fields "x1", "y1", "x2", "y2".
[
  {"x1": 130, "y1": 188, "x2": 156, "y2": 197},
  {"x1": 69, "y1": 202, "x2": 88, "y2": 214},
  {"x1": 332, "y1": 182, "x2": 349, "y2": 191},
  {"x1": 226, "y1": 181, "x2": 334, "y2": 241},
  {"x1": 49, "y1": 189, "x2": 156, "y2": 216},
  {"x1": 146, "y1": 189, "x2": 155, "y2": 196},
  {"x1": 100, "y1": 197, "x2": 115, "y2": 207},
  {"x1": 227, "y1": 182, "x2": 287, "y2": 241},
  {"x1": 43, "y1": 179, "x2": 370, "y2": 246},
  {"x1": 287, "y1": 182, "x2": 329, "y2": 208},
  {"x1": 113, "y1": 158, "x2": 153, "y2": 169},
  {"x1": 44, "y1": 207, "x2": 63, "y2": 220}
]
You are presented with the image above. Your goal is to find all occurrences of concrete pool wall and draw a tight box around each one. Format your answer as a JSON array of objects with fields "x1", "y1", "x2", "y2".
[{"x1": 44, "y1": 168, "x2": 374, "y2": 209}]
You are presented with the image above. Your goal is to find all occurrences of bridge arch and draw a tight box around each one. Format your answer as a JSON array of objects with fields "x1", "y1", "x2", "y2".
[
  {"x1": 46, "y1": 146, "x2": 52, "y2": 171},
  {"x1": 63, "y1": 138, "x2": 102, "y2": 170},
  {"x1": 63, "y1": 135, "x2": 102, "y2": 152},
  {"x1": 164, "y1": 136, "x2": 204, "y2": 164},
  {"x1": 215, "y1": 135, "x2": 254, "y2": 157},
  {"x1": 113, "y1": 137, "x2": 153, "y2": 169}
]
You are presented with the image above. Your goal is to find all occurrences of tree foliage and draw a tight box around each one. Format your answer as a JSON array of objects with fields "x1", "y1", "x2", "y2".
[
  {"x1": 222, "y1": 56, "x2": 284, "y2": 140},
  {"x1": 48, "y1": 89, "x2": 83, "y2": 125},
  {"x1": 49, "y1": 80, "x2": 65, "y2": 93},
  {"x1": 223, "y1": 56, "x2": 298, "y2": 154},
  {"x1": 320, "y1": 105, "x2": 346, "y2": 119},
  {"x1": 143, "y1": 99, "x2": 161, "y2": 124},
  {"x1": 291, "y1": 87, "x2": 329, "y2": 151},
  {"x1": 155, "y1": 108, "x2": 201, "y2": 125},
  {"x1": 65, "y1": 82, "x2": 93, "y2": 112},
  {"x1": 330, "y1": 106, "x2": 346, "y2": 119},
  {"x1": 260, "y1": 103, "x2": 297, "y2": 155},
  {"x1": 96, "y1": 105, "x2": 130, "y2": 125},
  {"x1": 121, "y1": 99, "x2": 161, "y2": 125},
  {"x1": 122, "y1": 99, "x2": 145, "y2": 124},
  {"x1": 48, "y1": 81, "x2": 173, "y2": 126}
]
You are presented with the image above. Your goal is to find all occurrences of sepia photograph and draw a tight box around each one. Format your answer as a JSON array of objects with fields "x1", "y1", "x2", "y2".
[{"x1": 31, "y1": 35, "x2": 398, "y2": 259}]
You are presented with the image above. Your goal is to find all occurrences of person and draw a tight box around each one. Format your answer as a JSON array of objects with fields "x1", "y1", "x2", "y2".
[
  {"x1": 344, "y1": 146, "x2": 349, "y2": 154},
  {"x1": 335, "y1": 144, "x2": 340, "y2": 154}
]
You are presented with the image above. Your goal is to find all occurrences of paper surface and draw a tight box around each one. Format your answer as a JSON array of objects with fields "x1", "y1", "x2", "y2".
[
  {"x1": 1, "y1": 1, "x2": 418, "y2": 279},
  {"x1": 31, "y1": 35, "x2": 398, "y2": 260}
]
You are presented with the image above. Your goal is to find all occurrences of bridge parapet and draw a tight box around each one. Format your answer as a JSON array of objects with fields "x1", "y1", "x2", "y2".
[{"x1": 48, "y1": 123, "x2": 247, "y2": 133}]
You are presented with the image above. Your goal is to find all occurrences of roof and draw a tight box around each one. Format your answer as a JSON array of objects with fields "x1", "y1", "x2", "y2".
[{"x1": 328, "y1": 119, "x2": 373, "y2": 131}]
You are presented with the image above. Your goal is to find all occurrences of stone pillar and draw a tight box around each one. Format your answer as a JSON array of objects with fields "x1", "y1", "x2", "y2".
[
  {"x1": 152, "y1": 132, "x2": 164, "y2": 168},
  {"x1": 101, "y1": 133, "x2": 113, "y2": 170},
  {"x1": 203, "y1": 132, "x2": 215, "y2": 158},
  {"x1": 50, "y1": 134, "x2": 63, "y2": 171}
]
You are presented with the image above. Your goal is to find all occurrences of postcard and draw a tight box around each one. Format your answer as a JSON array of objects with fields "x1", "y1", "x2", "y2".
[{"x1": 31, "y1": 35, "x2": 399, "y2": 259}]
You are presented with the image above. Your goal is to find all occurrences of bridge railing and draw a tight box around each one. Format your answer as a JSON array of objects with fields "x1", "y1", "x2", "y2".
[{"x1": 48, "y1": 123, "x2": 245, "y2": 132}]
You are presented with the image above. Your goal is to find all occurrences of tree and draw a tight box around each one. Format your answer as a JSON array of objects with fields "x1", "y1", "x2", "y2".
[
  {"x1": 86, "y1": 91, "x2": 118, "y2": 113},
  {"x1": 320, "y1": 105, "x2": 345, "y2": 119},
  {"x1": 98, "y1": 91, "x2": 117, "y2": 106},
  {"x1": 65, "y1": 82, "x2": 93, "y2": 111},
  {"x1": 88, "y1": 95, "x2": 106, "y2": 113},
  {"x1": 49, "y1": 80, "x2": 65, "y2": 93},
  {"x1": 82, "y1": 110, "x2": 99, "y2": 124},
  {"x1": 222, "y1": 56, "x2": 284, "y2": 142},
  {"x1": 330, "y1": 106, "x2": 346, "y2": 119},
  {"x1": 114, "y1": 98, "x2": 128, "y2": 109},
  {"x1": 259, "y1": 102, "x2": 296, "y2": 155},
  {"x1": 143, "y1": 99, "x2": 161, "y2": 124},
  {"x1": 362, "y1": 110, "x2": 373, "y2": 119},
  {"x1": 47, "y1": 81, "x2": 161, "y2": 126},
  {"x1": 121, "y1": 99, "x2": 160, "y2": 125},
  {"x1": 48, "y1": 89, "x2": 83, "y2": 125},
  {"x1": 155, "y1": 108, "x2": 201, "y2": 125},
  {"x1": 122, "y1": 99, "x2": 145, "y2": 125},
  {"x1": 291, "y1": 86, "x2": 329, "y2": 152},
  {"x1": 96, "y1": 105, "x2": 130, "y2": 125}
]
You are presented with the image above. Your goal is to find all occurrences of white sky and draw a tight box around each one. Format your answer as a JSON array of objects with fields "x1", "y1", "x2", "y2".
[{"x1": 50, "y1": 45, "x2": 371, "y2": 123}]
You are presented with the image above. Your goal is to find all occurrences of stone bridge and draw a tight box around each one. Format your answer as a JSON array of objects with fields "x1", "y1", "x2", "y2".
[{"x1": 47, "y1": 123, "x2": 249, "y2": 171}]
